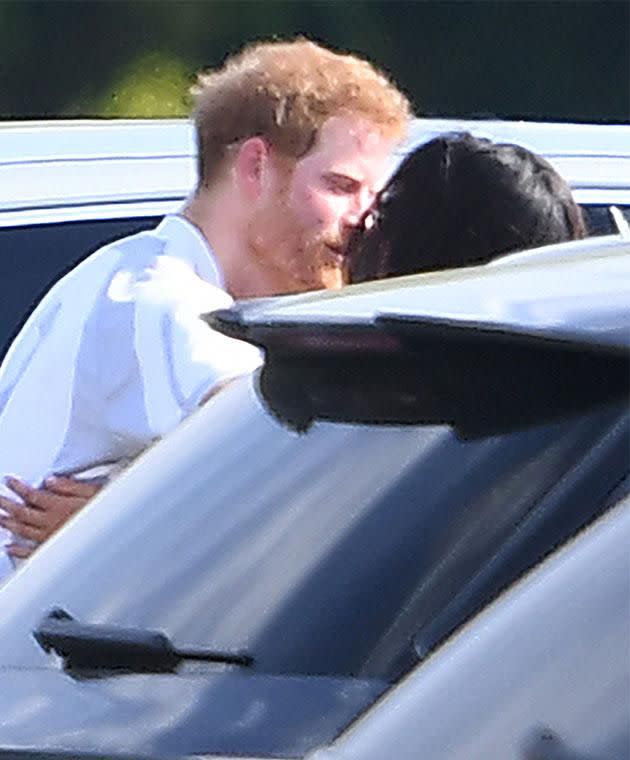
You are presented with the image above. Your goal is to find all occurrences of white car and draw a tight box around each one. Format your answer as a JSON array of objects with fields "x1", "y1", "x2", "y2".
[
  {"x1": 3, "y1": 117, "x2": 629, "y2": 215},
  {"x1": 1, "y1": 117, "x2": 629, "y2": 356}
]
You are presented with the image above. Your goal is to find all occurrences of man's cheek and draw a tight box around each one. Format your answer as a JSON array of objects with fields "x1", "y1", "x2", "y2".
[{"x1": 300, "y1": 190, "x2": 338, "y2": 227}]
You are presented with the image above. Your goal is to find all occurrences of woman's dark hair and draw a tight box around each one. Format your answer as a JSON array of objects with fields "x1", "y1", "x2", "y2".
[{"x1": 347, "y1": 131, "x2": 587, "y2": 283}]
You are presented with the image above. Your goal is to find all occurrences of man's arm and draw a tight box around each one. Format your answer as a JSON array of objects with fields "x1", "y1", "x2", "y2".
[
  {"x1": 0, "y1": 476, "x2": 101, "y2": 558},
  {"x1": 0, "y1": 371, "x2": 253, "y2": 560}
]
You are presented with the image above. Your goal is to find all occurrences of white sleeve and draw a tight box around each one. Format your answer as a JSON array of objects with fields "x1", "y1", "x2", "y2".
[
  {"x1": 168, "y1": 301, "x2": 263, "y2": 412},
  {"x1": 133, "y1": 297, "x2": 262, "y2": 434},
  {"x1": 106, "y1": 255, "x2": 262, "y2": 440}
]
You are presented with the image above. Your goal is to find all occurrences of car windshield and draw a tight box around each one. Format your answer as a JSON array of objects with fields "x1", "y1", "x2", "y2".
[{"x1": 3, "y1": 369, "x2": 627, "y2": 682}]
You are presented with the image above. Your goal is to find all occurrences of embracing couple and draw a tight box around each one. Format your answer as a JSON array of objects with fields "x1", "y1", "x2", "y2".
[{"x1": 0, "y1": 38, "x2": 584, "y2": 579}]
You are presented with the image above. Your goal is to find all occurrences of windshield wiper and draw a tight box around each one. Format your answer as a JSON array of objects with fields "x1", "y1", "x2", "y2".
[{"x1": 33, "y1": 608, "x2": 253, "y2": 674}]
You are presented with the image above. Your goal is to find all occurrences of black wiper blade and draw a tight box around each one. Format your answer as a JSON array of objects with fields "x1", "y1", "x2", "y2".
[{"x1": 33, "y1": 608, "x2": 253, "y2": 674}]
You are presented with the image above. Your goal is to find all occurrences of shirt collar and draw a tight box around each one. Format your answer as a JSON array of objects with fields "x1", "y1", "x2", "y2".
[{"x1": 154, "y1": 213, "x2": 226, "y2": 289}]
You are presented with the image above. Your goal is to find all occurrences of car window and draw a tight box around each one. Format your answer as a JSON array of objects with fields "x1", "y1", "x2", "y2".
[
  {"x1": 0, "y1": 216, "x2": 159, "y2": 358},
  {"x1": 320, "y1": 498, "x2": 630, "y2": 760},
  {"x1": 7, "y1": 373, "x2": 627, "y2": 684},
  {"x1": 581, "y1": 204, "x2": 630, "y2": 236}
]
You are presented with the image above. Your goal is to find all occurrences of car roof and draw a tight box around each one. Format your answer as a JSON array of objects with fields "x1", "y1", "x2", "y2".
[
  {"x1": 399, "y1": 119, "x2": 630, "y2": 207},
  {"x1": 0, "y1": 119, "x2": 196, "y2": 219},
  {"x1": 208, "y1": 235, "x2": 630, "y2": 352},
  {"x1": 1, "y1": 118, "x2": 629, "y2": 217}
]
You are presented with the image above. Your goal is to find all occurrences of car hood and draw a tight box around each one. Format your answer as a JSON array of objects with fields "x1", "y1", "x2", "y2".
[{"x1": 0, "y1": 665, "x2": 385, "y2": 758}]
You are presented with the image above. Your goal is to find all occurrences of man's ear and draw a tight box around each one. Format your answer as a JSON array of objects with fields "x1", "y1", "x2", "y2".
[{"x1": 234, "y1": 137, "x2": 271, "y2": 199}]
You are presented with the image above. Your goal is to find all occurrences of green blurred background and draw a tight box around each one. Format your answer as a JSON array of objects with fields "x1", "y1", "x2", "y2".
[{"x1": 1, "y1": 0, "x2": 628, "y2": 123}]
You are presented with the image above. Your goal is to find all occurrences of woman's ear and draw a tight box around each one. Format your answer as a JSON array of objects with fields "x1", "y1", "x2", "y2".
[{"x1": 234, "y1": 137, "x2": 271, "y2": 199}]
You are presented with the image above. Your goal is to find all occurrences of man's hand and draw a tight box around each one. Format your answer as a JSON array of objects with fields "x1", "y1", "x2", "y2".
[{"x1": 0, "y1": 476, "x2": 102, "y2": 559}]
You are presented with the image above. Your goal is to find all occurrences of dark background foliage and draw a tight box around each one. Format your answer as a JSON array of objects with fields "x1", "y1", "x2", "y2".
[{"x1": 0, "y1": 0, "x2": 628, "y2": 122}]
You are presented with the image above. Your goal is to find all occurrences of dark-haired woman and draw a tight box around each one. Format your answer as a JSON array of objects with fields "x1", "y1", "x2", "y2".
[{"x1": 348, "y1": 131, "x2": 586, "y2": 283}]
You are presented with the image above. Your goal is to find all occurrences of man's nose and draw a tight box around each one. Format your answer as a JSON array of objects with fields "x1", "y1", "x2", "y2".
[{"x1": 345, "y1": 188, "x2": 374, "y2": 227}]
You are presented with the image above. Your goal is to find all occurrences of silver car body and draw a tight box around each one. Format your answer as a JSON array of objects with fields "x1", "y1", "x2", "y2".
[{"x1": 0, "y1": 237, "x2": 628, "y2": 759}]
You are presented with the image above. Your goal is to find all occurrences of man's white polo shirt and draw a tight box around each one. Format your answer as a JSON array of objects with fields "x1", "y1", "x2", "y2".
[{"x1": 0, "y1": 214, "x2": 262, "y2": 578}]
